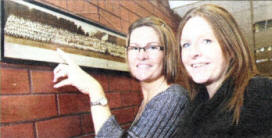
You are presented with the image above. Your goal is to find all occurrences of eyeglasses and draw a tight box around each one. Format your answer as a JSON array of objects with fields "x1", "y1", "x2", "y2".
[{"x1": 126, "y1": 43, "x2": 164, "y2": 55}]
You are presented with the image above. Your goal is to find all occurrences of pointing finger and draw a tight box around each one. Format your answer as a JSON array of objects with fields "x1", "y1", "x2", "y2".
[
  {"x1": 56, "y1": 48, "x2": 76, "y2": 66},
  {"x1": 53, "y1": 64, "x2": 64, "y2": 74}
]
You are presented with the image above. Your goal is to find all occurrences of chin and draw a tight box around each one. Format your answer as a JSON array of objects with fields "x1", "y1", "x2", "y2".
[
  {"x1": 191, "y1": 76, "x2": 208, "y2": 84},
  {"x1": 135, "y1": 74, "x2": 161, "y2": 83},
  {"x1": 133, "y1": 74, "x2": 149, "y2": 82}
]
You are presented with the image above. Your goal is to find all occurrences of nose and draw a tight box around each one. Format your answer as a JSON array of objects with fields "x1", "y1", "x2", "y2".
[
  {"x1": 137, "y1": 48, "x2": 149, "y2": 60},
  {"x1": 189, "y1": 44, "x2": 201, "y2": 59}
]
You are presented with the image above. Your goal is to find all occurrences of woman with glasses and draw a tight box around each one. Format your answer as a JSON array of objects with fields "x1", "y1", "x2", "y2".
[
  {"x1": 172, "y1": 4, "x2": 272, "y2": 137},
  {"x1": 53, "y1": 16, "x2": 189, "y2": 137}
]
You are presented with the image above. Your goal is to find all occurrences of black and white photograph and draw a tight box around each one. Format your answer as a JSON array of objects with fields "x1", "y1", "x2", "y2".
[{"x1": 2, "y1": 0, "x2": 128, "y2": 71}]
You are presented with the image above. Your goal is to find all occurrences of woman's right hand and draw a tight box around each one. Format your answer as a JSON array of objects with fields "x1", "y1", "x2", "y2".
[
  {"x1": 53, "y1": 49, "x2": 104, "y2": 99},
  {"x1": 53, "y1": 49, "x2": 111, "y2": 134}
]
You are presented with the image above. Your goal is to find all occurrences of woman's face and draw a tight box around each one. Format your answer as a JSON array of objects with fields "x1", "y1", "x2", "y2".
[
  {"x1": 180, "y1": 17, "x2": 228, "y2": 87},
  {"x1": 128, "y1": 26, "x2": 164, "y2": 82}
]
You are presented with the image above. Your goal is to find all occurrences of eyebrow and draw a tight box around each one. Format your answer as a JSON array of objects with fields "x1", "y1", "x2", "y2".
[
  {"x1": 180, "y1": 39, "x2": 190, "y2": 43},
  {"x1": 129, "y1": 42, "x2": 161, "y2": 45}
]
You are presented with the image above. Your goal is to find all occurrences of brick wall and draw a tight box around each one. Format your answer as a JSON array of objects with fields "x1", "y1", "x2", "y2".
[{"x1": 0, "y1": 0, "x2": 180, "y2": 137}]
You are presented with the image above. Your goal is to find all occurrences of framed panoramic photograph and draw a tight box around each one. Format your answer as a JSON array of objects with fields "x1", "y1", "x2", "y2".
[{"x1": 1, "y1": 0, "x2": 128, "y2": 71}]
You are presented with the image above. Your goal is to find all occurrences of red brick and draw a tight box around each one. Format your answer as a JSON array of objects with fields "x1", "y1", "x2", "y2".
[
  {"x1": 36, "y1": 116, "x2": 81, "y2": 138},
  {"x1": 31, "y1": 70, "x2": 57, "y2": 93},
  {"x1": 128, "y1": 11, "x2": 140, "y2": 24},
  {"x1": 81, "y1": 114, "x2": 94, "y2": 134},
  {"x1": 98, "y1": 0, "x2": 106, "y2": 9},
  {"x1": 133, "y1": 106, "x2": 140, "y2": 116},
  {"x1": 90, "y1": 72, "x2": 109, "y2": 92},
  {"x1": 99, "y1": 10, "x2": 121, "y2": 32},
  {"x1": 121, "y1": 20, "x2": 130, "y2": 34},
  {"x1": 104, "y1": 0, "x2": 113, "y2": 12},
  {"x1": 121, "y1": 92, "x2": 141, "y2": 106},
  {"x1": 133, "y1": 4, "x2": 151, "y2": 18},
  {"x1": 67, "y1": 0, "x2": 85, "y2": 13},
  {"x1": 81, "y1": 0, "x2": 98, "y2": 14},
  {"x1": 106, "y1": 92, "x2": 121, "y2": 108},
  {"x1": 160, "y1": 6, "x2": 171, "y2": 18},
  {"x1": 58, "y1": 94, "x2": 90, "y2": 115},
  {"x1": 99, "y1": 16, "x2": 114, "y2": 31},
  {"x1": 149, "y1": 0, "x2": 158, "y2": 7},
  {"x1": 86, "y1": 0, "x2": 98, "y2": 6},
  {"x1": 31, "y1": 70, "x2": 79, "y2": 93},
  {"x1": 120, "y1": 1, "x2": 134, "y2": 11},
  {"x1": 43, "y1": 0, "x2": 67, "y2": 9},
  {"x1": 130, "y1": 78, "x2": 141, "y2": 91},
  {"x1": 154, "y1": 8, "x2": 164, "y2": 20},
  {"x1": 134, "y1": 0, "x2": 155, "y2": 14},
  {"x1": 82, "y1": 13, "x2": 100, "y2": 23},
  {"x1": 121, "y1": 0, "x2": 150, "y2": 18},
  {"x1": 110, "y1": 0, "x2": 121, "y2": 16},
  {"x1": 58, "y1": 85, "x2": 80, "y2": 93},
  {"x1": 0, "y1": 62, "x2": 52, "y2": 70},
  {"x1": 112, "y1": 107, "x2": 136, "y2": 124},
  {"x1": 1, "y1": 95, "x2": 57, "y2": 123},
  {"x1": 1, "y1": 68, "x2": 30, "y2": 94},
  {"x1": 120, "y1": 7, "x2": 129, "y2": 21},
  {"x1": 1, "y1": 123, "x2": 35, "y2": 138},
  {"x1": 99, "y1": 0, "x2": 120, "y2": 15},
  {"x1": 108, "y1": 73, "x2": 131, "y2": 91}
]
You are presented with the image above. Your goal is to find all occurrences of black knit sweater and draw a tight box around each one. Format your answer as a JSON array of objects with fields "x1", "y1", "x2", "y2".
[{"x1": 173, "y1": 76, "x2": 272, "y2": 138}]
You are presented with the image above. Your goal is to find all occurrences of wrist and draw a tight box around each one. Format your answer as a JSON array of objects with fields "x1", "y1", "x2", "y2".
[
  {"x1": 90, "y1": 97, "x2": 108, "y2": 106},
  {"x1": 86, "y1": 82, "x2": 104, "y2": 98}
]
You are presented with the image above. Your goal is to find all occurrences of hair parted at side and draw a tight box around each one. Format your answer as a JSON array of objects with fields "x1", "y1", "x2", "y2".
[
  {"x1": 127, "y1": 16, "x2": 180, "y2": 84},
  {"x1": 177, "y1": 4, "x2": 258, "y2": 124}
]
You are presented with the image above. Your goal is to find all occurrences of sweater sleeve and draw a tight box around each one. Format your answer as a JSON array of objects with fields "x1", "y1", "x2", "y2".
[{"x1": 96, "y1": 84, "x2": 189, "y2": 138}]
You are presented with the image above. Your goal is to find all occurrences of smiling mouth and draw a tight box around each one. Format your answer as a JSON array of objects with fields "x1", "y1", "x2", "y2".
[
  {"x1": 137, "y1": 64, "x2": 152, "y2": 68},
  {"x1": 191, "y1": 63, "x2": 208, "y2": 68}
]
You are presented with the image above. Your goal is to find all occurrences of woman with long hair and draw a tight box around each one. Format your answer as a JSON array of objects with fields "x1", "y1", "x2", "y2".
[
  {"x1": 173, "y1": 4, "x2": 272, "y2": 137},
  {"x1": 53, "y1": 16, "x2": 189, "y2": 137}
]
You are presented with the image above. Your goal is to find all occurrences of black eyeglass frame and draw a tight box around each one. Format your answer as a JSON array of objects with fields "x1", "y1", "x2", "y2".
[{"x1": 126, "y1": 45, "x2": 164, "y2": 52}]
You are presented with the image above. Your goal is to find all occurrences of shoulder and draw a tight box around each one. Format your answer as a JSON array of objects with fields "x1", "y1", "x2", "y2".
[
  {"x1": 247, "y1": 76, "x2": 272, "y2": 89},
  {"x1": 245, "y1": 76, "x2": 272, "y2": 98},
  {"x1": 245, "y1": 76, "x2": 272, "y2": 99},
  {"x1": 149, "y1": 84, "x2": 189, "y2": 108},
  {"x1": 161, "y1": 84, "x2": 189, "y2": 105},
  {"x1": 243, "y1": 76, "x2": 272, "y2": 115},
  {"x1": 165, "y1": 84, "x2": 189, "y2": 98}
]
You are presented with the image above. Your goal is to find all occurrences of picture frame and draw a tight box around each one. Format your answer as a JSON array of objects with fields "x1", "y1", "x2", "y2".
[{"x1": 1, "y1": 0, "x2": 128, "y2": 71}]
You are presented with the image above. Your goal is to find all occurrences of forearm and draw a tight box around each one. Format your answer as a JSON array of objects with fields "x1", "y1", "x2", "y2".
[
  {"x1": 88, "y1": 85, "x2": 112, "y2": 134},
  {"x1": 52, "y1": 49, "x2": 113, "y2": 134},
  {"x1": 91, "y1": 103, "x2": 112, "y2": 134}
]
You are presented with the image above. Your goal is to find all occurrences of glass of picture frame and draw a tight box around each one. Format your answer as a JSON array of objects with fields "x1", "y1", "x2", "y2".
[{"x1": 1, "y1": 0, "x2": 128, "y2": 71}]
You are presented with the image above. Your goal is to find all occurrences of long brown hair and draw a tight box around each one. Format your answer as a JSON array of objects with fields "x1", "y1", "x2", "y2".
[
  {"x1": 178, "y1": 4, "x2": 258, "y2": 124},
  {"x1": 127, "y1": 16, "x2": 180, "y2": 84}
]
